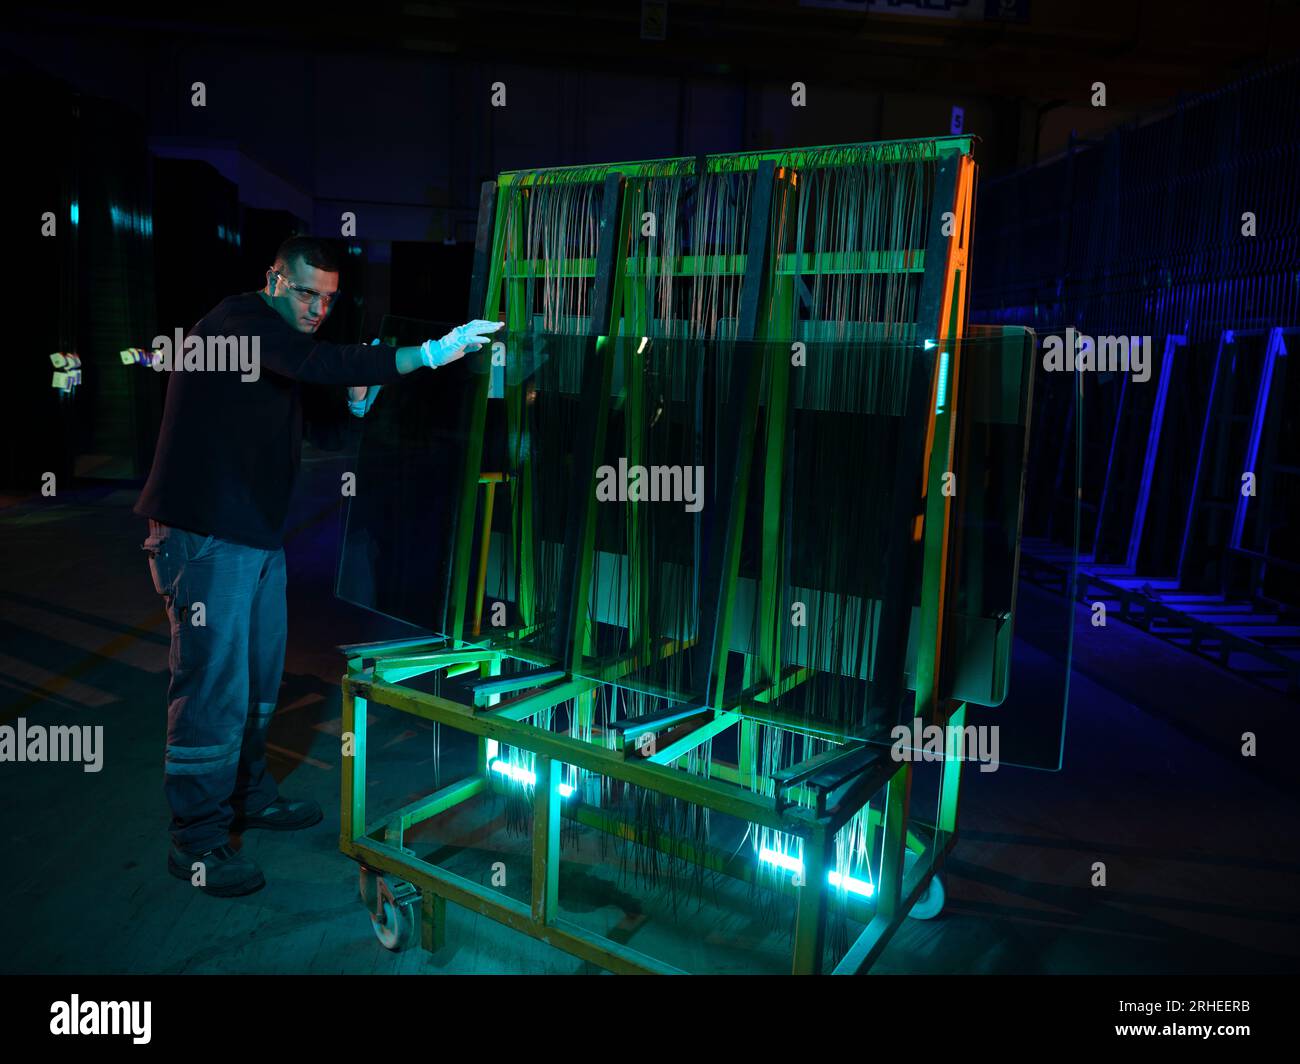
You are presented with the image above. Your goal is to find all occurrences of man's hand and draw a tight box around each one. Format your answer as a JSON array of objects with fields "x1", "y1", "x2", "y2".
[
  {"x1": 347, "y1": 384, "x2": 382, "y2": 417},
  {"x1": 348, "y1": 340, "x2": 384, "y2": 416},
  {"x1": 421, "y1": 319, "x2": 503, "y2": 370}
]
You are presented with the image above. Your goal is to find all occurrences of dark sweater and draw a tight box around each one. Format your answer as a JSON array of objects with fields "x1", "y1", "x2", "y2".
[{"x1": 135, "y1": 291, "x2": 404, "y2": 549}]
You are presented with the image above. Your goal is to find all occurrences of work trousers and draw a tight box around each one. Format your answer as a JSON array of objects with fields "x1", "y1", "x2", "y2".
[{"x1": 143, "y1": 520, "x2": 286, "y2": 851}]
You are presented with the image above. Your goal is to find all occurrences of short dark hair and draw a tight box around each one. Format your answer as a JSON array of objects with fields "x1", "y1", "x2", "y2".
[{"x1": 273, "y1": 236, "x2": 341, "y2": 275}]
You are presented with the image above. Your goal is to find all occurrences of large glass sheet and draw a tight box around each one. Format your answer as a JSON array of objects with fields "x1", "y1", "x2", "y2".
[
  {"x1": 336, "y1": 326, "x2": 1079, "y2": 958},
  {"x1": 335, "y1": 316, "x2": 466, "y2": 631},
  {"x1": 732, "y1": 336, "x2": 934, "y2": 741},
  {"x1": 483, "y1": 332, "x2": 745, "y2": 703},
  {"x1": 961, "y1": 325, "x2": 1079, "y2": 771},
  {"x1": 334, "y1": 316, "x2": 547, "y2": 632},
  {"x1": 337, "y1": 329, "x2": 1074, "y2": 757}
]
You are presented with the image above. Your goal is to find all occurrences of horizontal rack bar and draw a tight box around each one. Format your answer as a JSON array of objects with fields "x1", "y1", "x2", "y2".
[{"x1": 497, "y1": 136, "x2": 974, "y2": 183}]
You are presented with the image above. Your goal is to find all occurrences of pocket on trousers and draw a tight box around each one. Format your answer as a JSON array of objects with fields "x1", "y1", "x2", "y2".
[
  {"x1": 178, "y1": 530, "x2": 217, "y2": 562},
  {"x1": 143, "y1": 523, "x2": 213, "y2": 598},
  {"x1": 147, "y1": 548, "x2": 178, "y2": 598}
]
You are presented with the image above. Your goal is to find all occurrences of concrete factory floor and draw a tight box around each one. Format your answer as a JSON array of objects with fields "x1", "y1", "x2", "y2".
[{"x1": 1, "y1": 446, "x2": 1297, "y2": 975}]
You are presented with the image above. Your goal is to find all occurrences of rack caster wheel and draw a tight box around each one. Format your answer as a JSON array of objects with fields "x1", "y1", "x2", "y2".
[
  {"x1": 371, "y1": 894, "x2": 417, "y2": 951},
  {"x1": 904, "y1": 850, "x2": 946, "y2": 921},
  {"x1": 358, "y1": 866, "x2": 419, "y2": 951}
]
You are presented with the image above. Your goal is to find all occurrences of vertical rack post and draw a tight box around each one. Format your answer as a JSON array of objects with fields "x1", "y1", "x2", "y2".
[
  {"x1": 340, "y1": 682, "x2": 367, "y2": 847},
  {"x1": 531, "y1": 755, "x2": 561, "y2": 924},
  {"x1": 791, "y1": 823, "x2": 831, "y2": 974}
]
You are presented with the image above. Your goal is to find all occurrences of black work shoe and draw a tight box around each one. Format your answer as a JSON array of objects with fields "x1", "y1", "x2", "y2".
[
  {"x1": 168, "y1": 843, "x2": 265, "y2": 897},
  {"x1": 231, "y1": 796, "x2": 323, "y2": 833}
]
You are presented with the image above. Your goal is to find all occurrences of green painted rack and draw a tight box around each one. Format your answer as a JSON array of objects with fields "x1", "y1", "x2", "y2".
[{"x1": 340, "y1": 136, "x2": 1000, "y2": 974}]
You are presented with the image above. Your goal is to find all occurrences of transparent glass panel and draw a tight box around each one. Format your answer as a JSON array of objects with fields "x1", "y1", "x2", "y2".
[{"x1": 337, "y1": 328, "x2": 1076, "y2": 768}]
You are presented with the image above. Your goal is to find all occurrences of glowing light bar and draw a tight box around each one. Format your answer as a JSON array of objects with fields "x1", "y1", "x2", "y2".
[
  {"x1": 828, "y1": 870, "x2": 875, "y2": 898},
  {"x1": 935, "y1": 349, "x2": 950, "y2": 414},
  {"x1": 758, "y1": 846, "x2": 802, "y2": 874},
  {"x1": 490, "y1": 759, "x2": 531, "y2": 786},
  {"x1": 489, "y1": 759, "x2": 575, "y2": 797},
  {"x1": 760, "y1": 847, "x2": 876, "y2": 897}
]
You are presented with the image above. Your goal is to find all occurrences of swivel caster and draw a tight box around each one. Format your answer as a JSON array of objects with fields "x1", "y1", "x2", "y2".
[
  {"x1": 371, "y1": 893, "x2": 418, "y2": 951},
  {"x1": 359, "y1": 866, "x2": 419, "y2": 951},
  {"x1": 904, "y1": 849, "x2": 946, "y2": 921}
]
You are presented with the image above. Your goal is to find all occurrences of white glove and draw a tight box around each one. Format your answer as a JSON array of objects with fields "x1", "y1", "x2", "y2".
[
  {"x1": 421, "y1": 319, "x2": 502, "y2": 369},
  {"x1": 348, "y1": 340, "x2": 384, "y2": 417}
]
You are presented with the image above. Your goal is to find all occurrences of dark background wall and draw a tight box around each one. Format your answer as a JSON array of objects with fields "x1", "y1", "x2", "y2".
[
  {"x1": 10, "y1": 0, "x2": 1298, "y2": 241},
  {"x1": 6, "y1": 0, "x2": 1298, "y2": 487}
]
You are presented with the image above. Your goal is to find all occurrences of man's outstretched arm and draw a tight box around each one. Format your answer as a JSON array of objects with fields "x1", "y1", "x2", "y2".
[{"x1": 260, "y1": 319, "x2": 503, "y2": 386}]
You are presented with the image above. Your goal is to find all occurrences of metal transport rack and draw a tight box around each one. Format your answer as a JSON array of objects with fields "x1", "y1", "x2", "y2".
[{"x1": 336, "y1": 138, "x2": 1042, "y2": 972}]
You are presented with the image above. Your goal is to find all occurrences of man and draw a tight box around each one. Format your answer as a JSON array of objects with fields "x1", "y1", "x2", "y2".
[{"x1": 136, "y1": 236, "x2": 500, "y2": 897}]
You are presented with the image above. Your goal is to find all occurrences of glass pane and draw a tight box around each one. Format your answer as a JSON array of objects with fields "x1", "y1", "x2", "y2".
[
  {"x1": 334, "y1": 316, "x2": 551, "y2": 635},
  {"x1": 337, "y1": 329, "x2": 1074, "y2": 742},
  {"x1": 335, "y1": 316, "x2": 468, "y2": 633},
  {"x1": 963, "y1": 325, "x2": 1079, "y2": 771},
  {"x1": 336, "y1": 326, "x2": 1077, "y2": 955}
]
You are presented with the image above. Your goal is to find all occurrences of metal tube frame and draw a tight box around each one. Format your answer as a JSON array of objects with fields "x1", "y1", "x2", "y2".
[
  {"x1": 339, "y1": 139, "x2": 979, "y2": 974},
  {"x1": 341, "y1": 652, "x2": 965, "y2": 975}
]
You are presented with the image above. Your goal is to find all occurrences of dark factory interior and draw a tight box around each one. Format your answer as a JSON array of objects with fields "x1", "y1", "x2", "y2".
[{"x1": 1, "y1": 0, "x2": 1297, "y2": 1013}]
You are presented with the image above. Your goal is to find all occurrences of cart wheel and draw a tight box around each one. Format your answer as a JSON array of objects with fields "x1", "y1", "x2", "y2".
[
  {"x1": 371, "y1": 895, "x2": 417, "y2": 951},
  {"x1": 904, "y1": 850, "x2": 946, "y2": 921}
]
